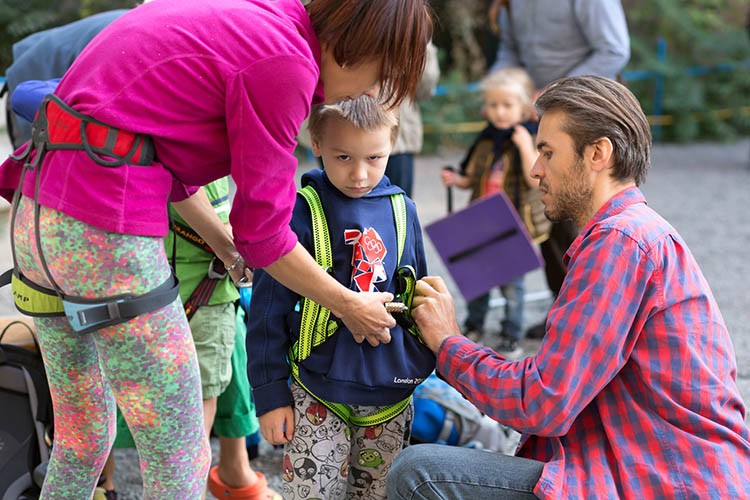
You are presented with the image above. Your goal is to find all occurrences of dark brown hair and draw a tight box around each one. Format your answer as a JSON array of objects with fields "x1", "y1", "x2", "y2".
[
  {"x1": 307, "y1": 0, "x2": 433, "y2": 107},
  {"x1": 535, "y1": 76, "x2": 651, "y2": 186}
]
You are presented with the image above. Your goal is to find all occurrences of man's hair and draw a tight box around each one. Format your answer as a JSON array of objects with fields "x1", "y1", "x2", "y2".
[
  {"x1": 535, "y1": 76, "x2": 651, "y2": 186},
  {"x1": 306, "y1": 0, "x2": 433, "y2": 107},
  {"x1": 308, "y1": 96, "x2": 399, "y2": 145},
  {"x1": 480, "y1": 67, "x2": 536, "y2": 109}
]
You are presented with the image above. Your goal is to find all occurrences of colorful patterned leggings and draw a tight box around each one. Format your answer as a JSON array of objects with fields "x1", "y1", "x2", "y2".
[
  {"x1": 281, "y1": 380, "x2": 413, "y2": 500},
  {"x1": 12, "y1": 196, "x2": 210, "y2": 499}
]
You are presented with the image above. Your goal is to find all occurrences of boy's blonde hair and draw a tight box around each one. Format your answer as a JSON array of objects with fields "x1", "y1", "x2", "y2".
[
  {"x1": 308, "y1": 96, "x2": 400, "y2": 145},
  {"x1": 480, "y1": 67, "x2": 536, "y2": 109}
]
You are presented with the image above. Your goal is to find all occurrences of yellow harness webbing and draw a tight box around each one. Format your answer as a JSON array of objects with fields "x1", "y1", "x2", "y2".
[{"x1": 291, "y1": 185, "x2": 411, "y2": 427}]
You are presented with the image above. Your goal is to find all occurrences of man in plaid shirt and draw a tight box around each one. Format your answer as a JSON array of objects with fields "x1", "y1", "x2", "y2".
[{"x1": 388, "y1": 76, "x2": 750, "y2": 499}]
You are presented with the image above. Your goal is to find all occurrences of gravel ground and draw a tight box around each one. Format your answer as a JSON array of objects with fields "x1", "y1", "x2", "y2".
[{"x1": 1, "y1": 133, "x2": 747, "y2": 498}]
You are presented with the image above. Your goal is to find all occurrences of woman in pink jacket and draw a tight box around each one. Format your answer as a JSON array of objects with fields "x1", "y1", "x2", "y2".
[{"x1": 0, "y1": 0, "x2": 433, "y2": 498}]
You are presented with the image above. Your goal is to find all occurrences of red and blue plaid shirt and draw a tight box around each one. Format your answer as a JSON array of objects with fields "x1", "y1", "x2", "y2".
[{"x1": 438, "y1": 187, "x2": 750, "y2": 499}]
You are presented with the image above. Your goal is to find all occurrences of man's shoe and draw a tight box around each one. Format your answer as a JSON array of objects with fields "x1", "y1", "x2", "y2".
[
  {"x1": 496, "y1": 335, "x2": 523, "y2": 360},
  {"x1": 525, "y1": 322, "x2": 546, "y2": 339}
]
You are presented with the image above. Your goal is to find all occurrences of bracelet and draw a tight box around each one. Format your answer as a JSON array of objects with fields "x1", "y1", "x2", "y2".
[{"x1": 225, "y1": 254, "x2": 243, "y2": 272}]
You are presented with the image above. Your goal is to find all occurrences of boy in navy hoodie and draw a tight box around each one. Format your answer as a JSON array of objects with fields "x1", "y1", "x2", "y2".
[{"x1": 247, "y1": 96, "x2": 435, "y2": 500}]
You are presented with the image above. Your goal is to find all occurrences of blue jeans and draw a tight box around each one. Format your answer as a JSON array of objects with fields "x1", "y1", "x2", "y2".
[
  {"x1": 465, "y1": 276, "x2": 525, "y2": 340},
  {"x1": 385, "y1": 153, "x2": 415, "y2": 197},
  {"x1": 387, "y1": 444, "x2": 543, "y2": 499}
]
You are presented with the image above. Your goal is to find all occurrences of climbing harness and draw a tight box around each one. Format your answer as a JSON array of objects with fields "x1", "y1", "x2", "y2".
[
  {"x1": 170, "y1": 218, "x2": 231, "y2": 321},
  {"x1": 0, "y1": 94, "x2": 179, "y2": 334},
  {"x1": 288, "y1": 185, "x2": 422, "y2": 427}
]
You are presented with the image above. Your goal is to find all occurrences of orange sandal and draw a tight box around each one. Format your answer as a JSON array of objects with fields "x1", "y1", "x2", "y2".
[{"x1": 208, "y1": 467, "x2": 282, "y2": 500}]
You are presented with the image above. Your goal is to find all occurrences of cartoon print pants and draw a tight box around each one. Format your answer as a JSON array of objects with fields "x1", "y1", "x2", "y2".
[
  {"x1": 281, "y1": 380, "x2": 413, "y2": 500},
  {"x1": 12, "y1": 196, "x2": 210, "y2": 499}
]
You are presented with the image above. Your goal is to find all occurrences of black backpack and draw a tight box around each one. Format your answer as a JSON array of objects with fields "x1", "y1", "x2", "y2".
[{"x1": 0, "y1": 321, "x2": 53, "y2": 500}]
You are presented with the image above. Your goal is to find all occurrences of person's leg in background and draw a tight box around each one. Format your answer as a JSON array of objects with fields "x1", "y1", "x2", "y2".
[
  {"x1": 208, "y1": 305, "x2": 280, "y2": 499},
  {"x1": 464, "y1": 292, "x2": 490, "y2": 343},
  {"x1": 496, "y1": 276, "x2": 524, "y2": 359},
  {"x1": 387, "y1": 444, "x2": 544, "y2": 500},
  {"x1": 385, "y1": 153, "x2": 415, "y2": 197},
  {"x1": 527, "y1": 219, "x2": 578, "y2": 339},
  {"x1": 189, "y1": 302, "x2": 241, "y2": 499},
  {"x1": 94, "y1": 454, "x2": 117, "y2": 499},
  {"x1": 13, "y1": 196, "x2": 210, "y2": 499}
]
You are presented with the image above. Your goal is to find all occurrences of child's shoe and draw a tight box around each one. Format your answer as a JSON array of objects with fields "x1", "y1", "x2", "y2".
[{"x1": 93, "y1": 487, "x2": 118, "y2": 500}]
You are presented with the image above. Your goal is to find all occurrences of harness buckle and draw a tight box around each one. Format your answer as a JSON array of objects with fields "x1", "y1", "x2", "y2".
[
  {"x1": 207, "y1": 256, "x2": 227, "y2": 280},
  {"x1": 63, "y1": 298, "x2": 128, "y2": 333},
  {"x1": 391, "y1": 266, "x2": 424, "y2": 342}
]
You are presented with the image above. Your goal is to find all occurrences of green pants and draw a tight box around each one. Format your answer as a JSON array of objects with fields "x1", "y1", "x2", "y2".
[{"x1": 114, "y1": 305, "x2": 258, "y2": 446}]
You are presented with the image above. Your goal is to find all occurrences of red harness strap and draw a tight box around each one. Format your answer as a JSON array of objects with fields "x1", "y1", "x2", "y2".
[{"x1": 36, "y1": 94, "x2": 154, "y2": 166}]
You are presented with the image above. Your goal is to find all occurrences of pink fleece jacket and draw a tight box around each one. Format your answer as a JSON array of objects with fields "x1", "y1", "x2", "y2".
[{"x1": 0, "y1": 0, "x2": 324, "y2": 268}]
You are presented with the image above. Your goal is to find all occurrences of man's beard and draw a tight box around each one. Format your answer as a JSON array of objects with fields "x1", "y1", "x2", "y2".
[{"x1": 541, "y1": 158, "x2": 592, "y2": 226}]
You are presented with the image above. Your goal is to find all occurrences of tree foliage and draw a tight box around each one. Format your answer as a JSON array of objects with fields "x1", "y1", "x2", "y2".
[
  {"x1": 622, "y1": 0, "x2": 749, "y2": 141},
  {"x1": 427, "y1": 0, "x2": 749, "y2": 145}
]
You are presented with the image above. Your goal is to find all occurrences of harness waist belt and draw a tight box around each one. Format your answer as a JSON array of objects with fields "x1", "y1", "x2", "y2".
[
  {"x1": 62, "y1": 273, "x2": 180, "y2": 334},
  {"x1": 32, "y1": 93, "x2": 154, "y2": 167}
]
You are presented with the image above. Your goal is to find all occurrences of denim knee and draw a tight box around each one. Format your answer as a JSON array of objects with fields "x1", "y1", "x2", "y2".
[{"x1": 387, "y1": 445, "x2": 440, "y2": 499}]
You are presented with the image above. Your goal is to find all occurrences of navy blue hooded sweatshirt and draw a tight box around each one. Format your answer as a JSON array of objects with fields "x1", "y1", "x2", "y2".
[{"x1": 247, "y1": 169, "x2": 435, "y2": 417}]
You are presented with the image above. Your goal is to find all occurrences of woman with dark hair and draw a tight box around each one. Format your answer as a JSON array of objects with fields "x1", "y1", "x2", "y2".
[{"x1": 0, "y1": 0, "x2": 432, "y2": 498}]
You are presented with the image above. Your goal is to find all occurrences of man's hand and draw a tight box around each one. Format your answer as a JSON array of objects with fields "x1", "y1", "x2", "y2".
[
  {"x1": 259, "y1": 406, "x2": 295, "y2": 445},
  {"x1": 339, "y1": 291, "x2": 395, "y2": 346},
  {"x1": 412, "y1": 276, "x2": 462, "y2": 353}
]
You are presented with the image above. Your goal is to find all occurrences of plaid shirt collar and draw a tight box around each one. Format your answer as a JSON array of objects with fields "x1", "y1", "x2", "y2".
[{"x1": 563, "y1": 186, "x2": 644, "y2": 269}]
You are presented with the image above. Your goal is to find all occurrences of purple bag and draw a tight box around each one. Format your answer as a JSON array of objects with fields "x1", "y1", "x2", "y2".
[{"x1": 425, "y1": 192, "x2": 543, "y2": 301}]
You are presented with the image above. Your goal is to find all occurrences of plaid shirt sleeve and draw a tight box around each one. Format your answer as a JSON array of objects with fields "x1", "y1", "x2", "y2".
[{"x1": 438, "y1": 225, "x2": 651, "y2": 435}]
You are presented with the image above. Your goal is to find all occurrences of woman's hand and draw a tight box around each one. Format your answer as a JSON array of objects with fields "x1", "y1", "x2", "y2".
[
  {"x1": 264, "y1": 244, "x2": 396, "y2": 346},
  {"x1": 224, "y1": 255, "x2": 253, "y2": 287},
  {"x1": 259, "y1": 406, "x2": 295, "y2": 445},
  {"x1": 412, "y1": 276, "x2": 461, "y2": 354},
  {"x1": 339, "y1": 291, "x2": 396, "y2": 346}
]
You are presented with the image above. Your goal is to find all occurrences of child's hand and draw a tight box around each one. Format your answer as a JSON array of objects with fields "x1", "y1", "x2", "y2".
[
  {"x1": 441, "y1": 168, "x2": 457, "y2": 187},
  {"x1": 259, "y1": 406, "x2": 295, "y2": 445},
  {"x1": 511, "y1": 124, "x2": 534, "y2": 152}
]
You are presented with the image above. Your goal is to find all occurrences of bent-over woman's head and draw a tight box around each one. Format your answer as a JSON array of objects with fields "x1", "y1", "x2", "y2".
[{"x1": 307, "y1": 0, "x2": 433, "y2": 107}]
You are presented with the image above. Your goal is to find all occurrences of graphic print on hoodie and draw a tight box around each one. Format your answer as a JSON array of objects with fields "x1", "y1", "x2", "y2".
[{"x1": 346, "y1": 227, "x2": 387, "y2": 292}]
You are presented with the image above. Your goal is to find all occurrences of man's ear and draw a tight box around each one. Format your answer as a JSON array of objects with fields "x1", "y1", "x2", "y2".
[
  {"x1": 586, "y1": 137, "x2": 614, "y2": 173},
  {"x1": 311, "y1": 137, "x2": 322, "y2": 157}
]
